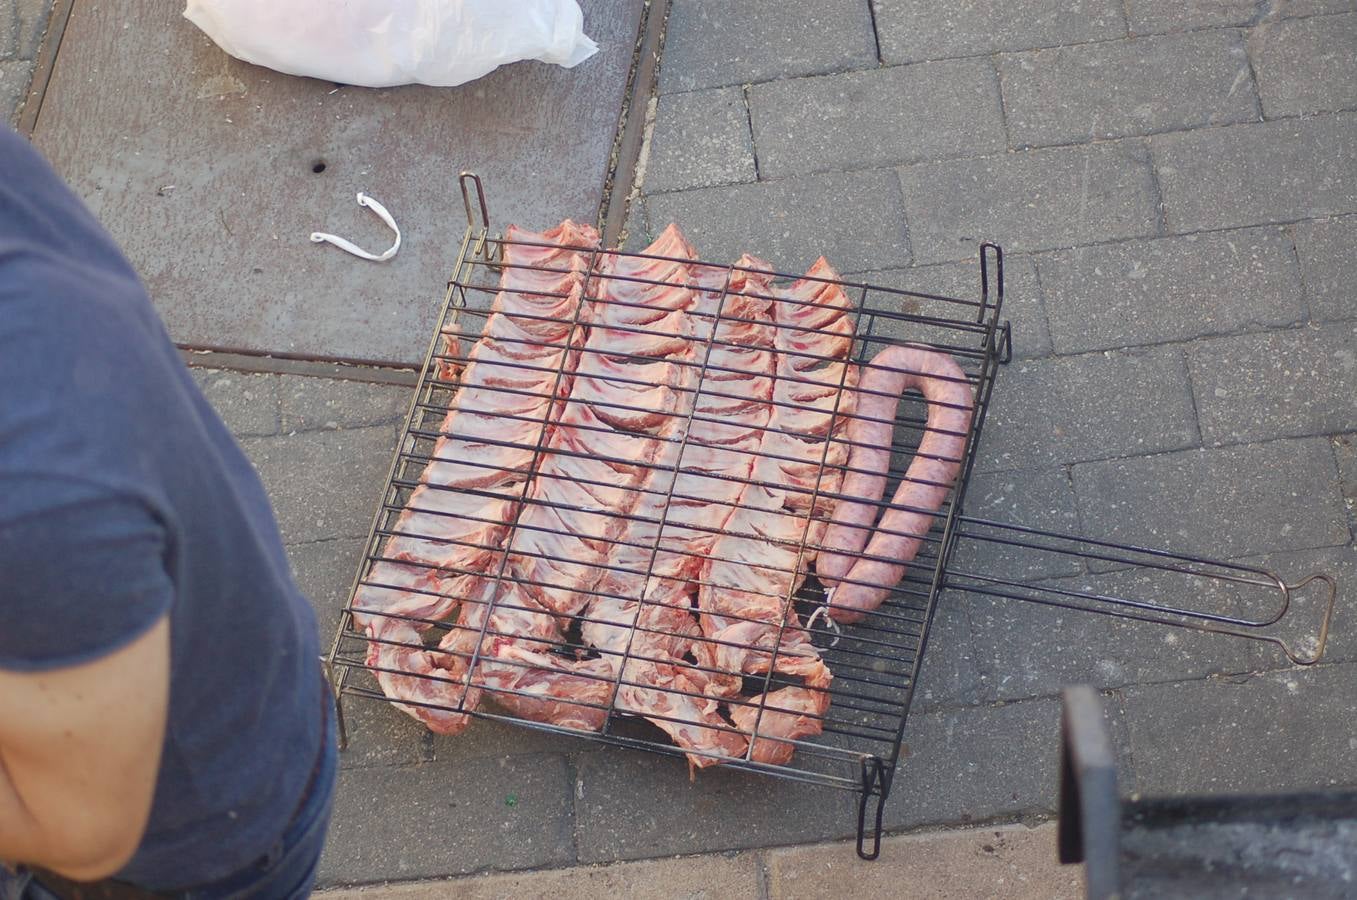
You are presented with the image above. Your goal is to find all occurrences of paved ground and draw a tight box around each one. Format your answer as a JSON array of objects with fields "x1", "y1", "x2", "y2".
[
  {"x1": 314, "y1": 822, "x2": 1082, "y2": 899},
  {"x1": 0, "y1": 0, "x2": 47, "y2": 119},
  {"x1": 8, "y1": 0, "x2": 1357, "y2": 895}
]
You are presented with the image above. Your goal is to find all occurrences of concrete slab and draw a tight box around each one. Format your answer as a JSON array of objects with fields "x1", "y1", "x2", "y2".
[
  {"x1": 1150, "y1": 114, "x2": 1357, "y2": 233},
  {"x1": 279, "y1": 375, "x2": 410, "y2": 433},
  {"x1": 645, "y1": 87, "x2": 756, "y2": 195},
  {"x1": 997, "y1": 31, "x2": 1257, "y2": 148},
  {"x1": 1293, "y1": 215, "x2": 1357, "y2": 323},
  {"x1": 190, "y1": 367, "x2": 280, "y2": 436},
  {"x1": 1250, "y1": 12, "x2": 1357, "y2": 118},
  {"x1": 30, "y1": 0, "x2": 645, "y2": 364},
  {"x1": 884, "y1": 696, "x2": 1062, "y2": 829},
  {"x1": 643, "y1": 169, "x2": 911, "y2": 273},
  {"x1": 766, "y1": 824, "x2": 1082, "y2": 900},
  {"x1": 319, "y1": 752, "x2": 576, "y2": 886},
  {"x1": 873, "y1": 0, "x2": 1126, "y2": 64},
  {"x1": 659, "y1": 0, "x2": 876, "y2": 94},
  {"x1": 964, "y1": 573, "x2": 1281, "y2": 704},
  {"x1": 1072, "y1": 438, "x2": 1351, "y2": 559},
  {"x1": 949, "y1": 466, "x2": 1084, "y2": 582},
  {"x1": 1121, "y1": 663, "x2": 1357, "y2": 796},
  {"x1": 852, "y1": 255, "x2": 1053, "y2": 360},
  {"x1": 747, "y1": 59, "x2": 1006, "y2": 178},
  {"x1": 572, "y1": 747, "x2": 859, "y2": 863},
  {"x1": 319, "y1": 852, "x2": 763, "y2": 899},
  {"x1": 1035, "y1": 227, "x2": 1305, "y2": 354},
  {"x1": 238, "y1": 424, "x2": 399, "y2": 544},
  {"x1": 1187, "y1": 323, "x2": 1357, "y2": 445},
  {"x1": 896, "y1": 141, "x2": 1159, "y2": 265},
  {"x1": 975, "y1": 346, "x2": 1199, "y2": 472}
]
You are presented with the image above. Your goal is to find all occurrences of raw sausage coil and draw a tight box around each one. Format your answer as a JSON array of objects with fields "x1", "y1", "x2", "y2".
[{"x1": 817, "y1": 345, "x2": 974, "y2": 623}]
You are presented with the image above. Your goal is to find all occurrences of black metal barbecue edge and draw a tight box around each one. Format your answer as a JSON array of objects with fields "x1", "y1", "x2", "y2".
[{"x1": 325, "y1": 173, "x2": 1338, "y2": 862}]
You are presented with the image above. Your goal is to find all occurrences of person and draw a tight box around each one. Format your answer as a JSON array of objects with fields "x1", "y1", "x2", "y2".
[{"x1": 0, "y1": 125, "x2": 337, "y2": 899}]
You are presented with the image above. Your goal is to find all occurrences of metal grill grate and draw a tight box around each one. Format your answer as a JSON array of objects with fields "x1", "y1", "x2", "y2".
[{"x1": 327, "y1": 174, "x2": 1336, "y2": 857}]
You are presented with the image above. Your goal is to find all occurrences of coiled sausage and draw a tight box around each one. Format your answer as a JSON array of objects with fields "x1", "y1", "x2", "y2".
[{"x1": 817, "y1": 345, "x2": 974, "y2": 623}]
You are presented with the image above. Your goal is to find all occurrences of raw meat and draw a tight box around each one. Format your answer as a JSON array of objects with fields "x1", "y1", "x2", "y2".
[{"x1": 356, "y1": 220, "x2": 968, "y2": 771}]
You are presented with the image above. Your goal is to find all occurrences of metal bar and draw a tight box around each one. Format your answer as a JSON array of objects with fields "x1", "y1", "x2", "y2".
[{"x1": 947, "y1": 517, "x2": 1336, "y2": 666}]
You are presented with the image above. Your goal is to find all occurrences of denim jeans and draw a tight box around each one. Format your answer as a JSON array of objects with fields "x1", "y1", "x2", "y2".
[{"x1": 1, "y1": 695, "x2": 338, "y2": 900}]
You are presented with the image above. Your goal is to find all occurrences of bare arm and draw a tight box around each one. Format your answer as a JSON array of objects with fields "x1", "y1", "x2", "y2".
[{"x1": 0, "y1": 614, "x2": 169, "y2": 880}]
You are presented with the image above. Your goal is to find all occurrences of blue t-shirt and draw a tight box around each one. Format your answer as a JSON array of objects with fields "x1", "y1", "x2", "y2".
[{"x1": 0, "y1": 127, "x2": 324, "y2": 891}]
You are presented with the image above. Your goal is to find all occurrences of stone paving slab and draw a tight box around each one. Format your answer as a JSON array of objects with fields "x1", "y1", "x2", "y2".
[
  {"x1": 1336, "y1": 435, "x2": 1357, "y2": 535},
  {"x1": 1121, "y1": 662, "x2": 1357, "y2": 795},
  {"x1": 316, "y1": 823, "x2": 1078, "y2": 899},
  {"x1": 884, "y1": 696, "x2": 1062, "y2": 830},
  {"x1": 997, "y1": 30, "x2": 1257, "y2": 148},
  {"x1": 873, "y1": 0, "x2": 1126, "y2": 64},
  {"x1": 975, "y1": 346, "x2": 1199, "y2": 472},
  {"x1": 1129, "y1": 0, "x2": 1356, "y2": 34},
  {"x1": 239, "y1": 425, "x2": 398, "y2": 544},
  {"x1": 896, "y1": 142, "x2": 1159, "y2": 265},
  {"x1": 321, "y1": 851, "x2": 762, "y2": 899},
  {"x1": 279, "y1": 376, "x2": 410, "y2": 433},
  {"x1": 1250, "y1": 12, "x2": 1357, "y2": 118},
  {"x1": 645, "y1": 87, "x2": 756, "y2": 195},
  {"x1": 1187, "y1": 322, "x2": 1357, "y2": 445},
  {"x1": 911, "y1": 594, "x2": 985, "y2": 711},
  {"x1": 949, "y1": 466, "x2": 1084, "y2": 582},
  {"x1": 852, "y1": 255, "x2": 1052, "y2": 360},
  {"x1": 572, "y1": 748, "x2": 859, "y2": 863},
  {"x1": 658, "y1": 0, "x2": 876, "y2": 94},
  {"x1": 765, "y1": 824, "x2": 1081, "y2": 899},
  {"x1": 1151, "y1": 114, "x2": 1357, "y2": 233},
  {"x1": 319, "y1": 752, "x2": 576, "y2": 885},
  {"x1": 1293, "y1": 215, "x2": 1357, "y2": 322},
  {"x1": 1072, "y1": 438, "x2": 1351, "y2": 559},
  {"x1": 1035, "y1": 227, "x2": 1305, "y2": 354},
  {"x1": 748, "y1": 60, "x2": 1005, "y2": 177},
  {"x1": 1124, "y1": 0, "x2": 1258, "y2": 34},
  {"x1": 287, "y1": 536, "x2": 367, "y2": 647},
  {"x1": 644, "y1": 169, "x2": 911, "y2": 273},
  {"x1": 964, "y1": 575, "x2": 1281, "y2": 704},
  {"x1": 190, "y1": 368, "x2": 281, "y2": 437}
]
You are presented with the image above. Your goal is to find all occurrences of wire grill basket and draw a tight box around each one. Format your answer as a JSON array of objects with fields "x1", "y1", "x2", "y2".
[{"x1": 328, "y1": 174, "x2": 1336, "y2": 857}]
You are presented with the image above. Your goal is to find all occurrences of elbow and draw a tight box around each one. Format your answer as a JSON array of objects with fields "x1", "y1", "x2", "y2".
[{"x1": 35, "y1": 815, "x2": 143, "y2": 883}]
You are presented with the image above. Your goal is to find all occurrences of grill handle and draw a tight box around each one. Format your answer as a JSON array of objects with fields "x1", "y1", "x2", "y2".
[{"x1": 942, "y1": 516, "x2": 1336, "y2": 666}]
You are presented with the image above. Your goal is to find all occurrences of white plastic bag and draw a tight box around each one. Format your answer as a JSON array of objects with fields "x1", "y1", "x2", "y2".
[{"x1": 183, "y1": 0, "x2": 598, "y2": 88}]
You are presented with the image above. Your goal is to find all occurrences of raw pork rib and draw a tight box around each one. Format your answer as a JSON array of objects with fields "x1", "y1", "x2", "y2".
[
  {"x1": 352, "y1": 220, "x2": 599, "y2": 734},
  {"x1": 579, "y1": 227, "x2": 754, "y2": 765},
  {"x1": 698, "y1": 259, "x2": 858, "y2": 764}
]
